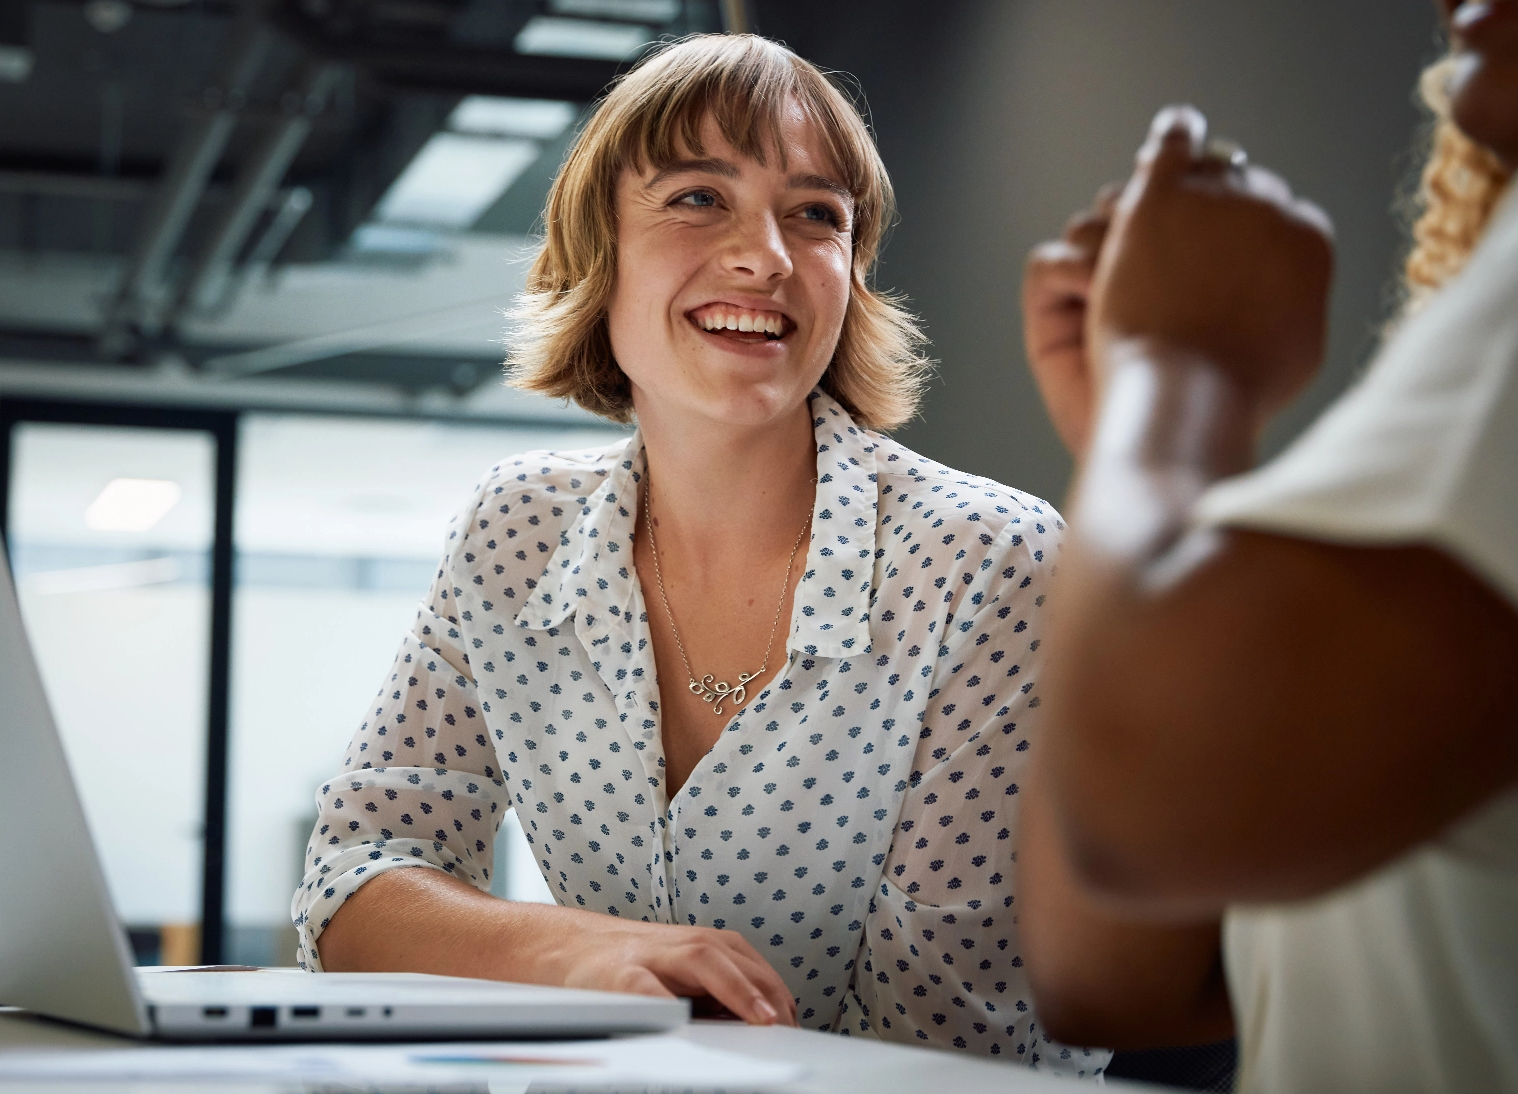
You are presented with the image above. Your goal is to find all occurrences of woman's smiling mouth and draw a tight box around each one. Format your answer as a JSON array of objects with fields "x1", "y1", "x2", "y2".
[{"x1": 688, "y1": 302, "x2": 791, "y2": 342}]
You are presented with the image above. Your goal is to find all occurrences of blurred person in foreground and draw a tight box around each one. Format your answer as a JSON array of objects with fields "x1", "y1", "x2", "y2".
[
  {"x1": 1016, "y1": 1, "x2": 1518, "y2": 1091},
  {"x1": 290, "y1": 33, "x2": 1104, "y2": 1073}
]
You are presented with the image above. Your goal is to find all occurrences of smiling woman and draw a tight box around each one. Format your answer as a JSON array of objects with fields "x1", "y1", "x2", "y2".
[
  {"x1": 292, "y1": 34, "x2": 1104, "y2": 1076},
  {"x1": 506, "y1": 33, "x2": 924, "y2": 429}
]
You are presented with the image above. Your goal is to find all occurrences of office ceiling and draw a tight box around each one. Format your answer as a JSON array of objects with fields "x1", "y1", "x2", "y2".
[{"x1": 0, "y1": 0, "x2": 728, "y2": 396}]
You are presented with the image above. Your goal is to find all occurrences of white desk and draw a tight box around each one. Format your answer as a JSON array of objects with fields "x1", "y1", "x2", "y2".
[{"x1": 0, "y1": 1009, "x2": 1123, "y2": 1093}]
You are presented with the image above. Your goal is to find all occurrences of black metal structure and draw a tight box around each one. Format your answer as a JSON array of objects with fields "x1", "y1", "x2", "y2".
[
  {"x1": 0, "y1": 396, "x2": 239, "y2": 965},
  {"x1": 0, "y1": 0, "x2": 727, "y2": 378}
]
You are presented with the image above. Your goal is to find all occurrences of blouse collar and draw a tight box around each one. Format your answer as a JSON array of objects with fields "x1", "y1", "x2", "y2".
[{"x1": 512, "y1": 389, "x2": 877, "y2": 660}]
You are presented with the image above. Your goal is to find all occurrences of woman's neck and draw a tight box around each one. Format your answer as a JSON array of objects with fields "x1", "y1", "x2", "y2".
[{"x1": 634, "y1": 397, "x2": 817, "y2": 567}]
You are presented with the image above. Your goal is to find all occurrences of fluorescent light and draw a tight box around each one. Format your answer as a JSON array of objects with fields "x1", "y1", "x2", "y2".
[
  {"x1": 514, "y1": 16, "x2": 652, "y2": 60},
  {"x1": 374, "y1": 133, "x2": 540, "y2": 228},
  {"x1": 348, "y1": 223, "x2": 444, "y2": 256},
  {"x1": 26, "y1": 557, "x2": 181, "y2": 596},
  {"x1": 449, "y1": 97, "x2": 578, "y2": 140},
  {"x1": 548, "y1": 0, "x2": 679, "y2": 20},
  {"x1": 84, "y1": 478, "x2": 182, "y2": 532}
]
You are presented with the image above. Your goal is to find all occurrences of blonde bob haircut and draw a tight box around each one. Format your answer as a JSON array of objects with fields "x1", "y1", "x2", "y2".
[{"x1": 504, "y1": 34, "x2": 929, "y2": 431}]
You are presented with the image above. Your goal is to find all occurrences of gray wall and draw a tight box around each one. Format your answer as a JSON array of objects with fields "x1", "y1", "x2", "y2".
[{"x1": 762, "y1": 0, "x2": 1445, "y2": 503}]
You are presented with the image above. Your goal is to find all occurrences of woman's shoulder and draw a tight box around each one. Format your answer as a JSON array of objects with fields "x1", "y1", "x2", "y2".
[
  {"x1": 442, "y1": 436, "x2": 632, "y2": 565},
  {"x1": 475, "y1": 438, "x2": 630, "y2": 504},
  {"x1": 870, "y1": 433, "x2": 1064, "y2": 554}
]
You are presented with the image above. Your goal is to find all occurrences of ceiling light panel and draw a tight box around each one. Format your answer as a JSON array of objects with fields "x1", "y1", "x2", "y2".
[
  {"x1": 374, "y1": 133, "x2": 540, "y2": 229},
  {"x1": 548, "y1": 0, "x2": 680, "y2": 20},
  {"x1": 448, "y1": 97, "x2": 578, "y2": 139},
  {"x1": 513, "y1": 16, "x2": 653, "y2": 60}
]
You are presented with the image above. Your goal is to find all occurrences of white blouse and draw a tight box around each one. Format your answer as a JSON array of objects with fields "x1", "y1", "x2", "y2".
[{"x1": 292, "y1": 391, "x2": 1107, "y2": 1077}]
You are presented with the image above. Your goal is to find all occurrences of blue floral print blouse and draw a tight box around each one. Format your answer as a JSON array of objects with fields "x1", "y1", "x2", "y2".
[{"x1": 292, "y1": 391, "x2": 1107, "y2": 1077}]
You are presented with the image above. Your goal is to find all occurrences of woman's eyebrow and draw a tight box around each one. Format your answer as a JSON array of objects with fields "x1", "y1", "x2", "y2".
[
  {"x1": 643, "y1": 157, "x2": 739, "y2": 190},
  {"x1": 787, "y1": 173, "x2": 852, "y2": 202}
]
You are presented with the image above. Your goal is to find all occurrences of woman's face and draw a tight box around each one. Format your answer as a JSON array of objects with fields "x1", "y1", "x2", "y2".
[
  {"x1": 1445, "y1": 0, "x2": 1518, "y2": 166},
  {"x1": 606, "y1": 103, "x2": 854, "y2": 430}
]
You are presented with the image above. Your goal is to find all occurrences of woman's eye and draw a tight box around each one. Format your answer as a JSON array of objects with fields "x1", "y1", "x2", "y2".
[
  {"x1": 802, "y1": 204, "x2": 841, "y2": 227},
  {"x1": 675, "y1": 190, "x2": 718, "y2": 209}
]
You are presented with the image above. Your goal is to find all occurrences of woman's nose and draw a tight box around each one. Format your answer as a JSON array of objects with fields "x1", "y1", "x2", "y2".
[{"x1": 722, "y1": 212, "x2": 793, "y2": 282}]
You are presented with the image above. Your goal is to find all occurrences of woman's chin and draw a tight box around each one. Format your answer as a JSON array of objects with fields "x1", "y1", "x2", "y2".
[
  {"x1": 690, "y1": 380, "x2": 816, "y2": 430},
  {"x1": 637, "y1": 368, "x2": 818, "y2": 432}
]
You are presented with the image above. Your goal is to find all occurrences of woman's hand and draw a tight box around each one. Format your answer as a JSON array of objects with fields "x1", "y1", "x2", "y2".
[
  {"x1": 1022, "y1": 185, "x2": 1120, "y2": 457},
  {"x1": 549, "y1": 917, "x2": 798, "y2": 1026},
  {"x1": 1089, "y1": 105, "x2": 1335, "y2": 425},
  {"x1": 319, "y1": 867, "x2": 797, "y2": 1027}
]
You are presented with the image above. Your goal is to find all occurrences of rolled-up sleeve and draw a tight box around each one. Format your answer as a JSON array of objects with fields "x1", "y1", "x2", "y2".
[{"x1": 291, "y1": 509, "x2": 509, "y2": 971}]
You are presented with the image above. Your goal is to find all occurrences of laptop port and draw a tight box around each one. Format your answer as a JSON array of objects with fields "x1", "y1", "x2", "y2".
[
  {"x1": 201, "y1": 1007, "x2": 228, "y2": 1018},
  {"x1": 345, "y1": 1007, "x2": 366, "y2": 1018},
  {"x1": 291, "y1": 1006, "x2": 320, "y2": 1019},
  {"x1": 250, "y1": 1007, "x2": 277, "y2": 1028}
]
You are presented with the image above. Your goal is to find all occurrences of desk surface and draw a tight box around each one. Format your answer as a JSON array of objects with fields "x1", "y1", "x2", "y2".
[{"x1": 0, "y1": 1009, "x2": 1115, "y2": 1093}]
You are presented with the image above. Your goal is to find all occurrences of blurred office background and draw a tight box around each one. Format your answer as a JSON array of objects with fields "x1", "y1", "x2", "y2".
[{"x1": 0, "y1": 0, "x2": 1442, "y2": 970}]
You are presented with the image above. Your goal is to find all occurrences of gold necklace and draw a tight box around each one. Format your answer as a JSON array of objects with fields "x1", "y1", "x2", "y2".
[{"x1": 643, "y1": 474, "x2": 813, "y2": 717}]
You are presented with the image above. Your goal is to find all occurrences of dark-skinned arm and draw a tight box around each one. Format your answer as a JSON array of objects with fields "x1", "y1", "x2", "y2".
[
  {"x1": 1019, "y1": 170, "x2": 1235, "y2": 1050},
  {"x1": 1039, "y1": 108, "x2": 1518, "y2": 924},
  {"x1": 1019, "y1": 780, "x2": 1232, "y2": 1049}
]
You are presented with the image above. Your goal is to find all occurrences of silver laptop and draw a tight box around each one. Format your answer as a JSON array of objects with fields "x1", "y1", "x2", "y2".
[{"x1": 0, "y1": 541, "x2": 687, "y2": 1041}]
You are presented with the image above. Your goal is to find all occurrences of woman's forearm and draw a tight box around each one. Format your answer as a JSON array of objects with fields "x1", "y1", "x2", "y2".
[
  {"x1": 315, "y1": 867, "x2": 579, "y2": 982},
  {"x1": 1041, "y1": 344, "x2": 1266, "y2": 912},
  {"x1": 313, "y1": 865, "x2": 800, "y2": 1025},
  {"x1": 1020, "y1": 354, "x2": 1247, "y2": 1042}
]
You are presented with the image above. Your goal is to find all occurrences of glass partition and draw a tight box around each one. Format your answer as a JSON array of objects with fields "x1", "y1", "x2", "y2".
[
  {"x1": 6, "y1": 422, "x2": 216, "y2": 965},
  {"x1": 225, "y1": 413, "x2": 617, "y2": 965}
]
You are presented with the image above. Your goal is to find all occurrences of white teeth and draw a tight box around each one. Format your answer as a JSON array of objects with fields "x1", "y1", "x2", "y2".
[{"x1": 695, "y1": 309, "x2": 784, "y2": 334}]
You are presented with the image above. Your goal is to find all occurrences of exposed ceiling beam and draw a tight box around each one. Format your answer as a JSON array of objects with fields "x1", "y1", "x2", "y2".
[
  {"x1": 0, "y1": 171, "x2": 155, "y2": 202},
  {"x1": 266, "y1": 3, "x2": 625, "y2": 101},
  {"x1": 100, "y1": 16, "x2": 276, "y2": 349},
  {"x1": 165, "y1": 62, "x2": 344, "y2": 329}
]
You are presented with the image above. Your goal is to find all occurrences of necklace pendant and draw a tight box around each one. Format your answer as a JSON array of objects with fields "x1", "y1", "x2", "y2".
[{"x1": 689, "y1": 671, "x2": 759, "y2": 717}]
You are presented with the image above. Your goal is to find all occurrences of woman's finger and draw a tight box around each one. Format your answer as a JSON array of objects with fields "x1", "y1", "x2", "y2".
[
  {"x1": 1241, "y1": 164, "x2": 1293, "y2": 206},
  {"x1": 657, "y1": 942, "x2": 792, "y2": 1027},
  {"x1": 1094, "y1": 181, "x2": 1124, "y2": 217},
  {"x1": 1137, "y1": 103, "x2": 1209, "y2": 175},
  {"x1": 1065, "y1": 215, "x2": 1111, "y2": 256},
  {"x1": 687, "y1": 947, "x2": 783, "y2": 1025},
  {"x1": 1062, "y1": 210, "x2": 1111, "y2": 253},
  {"x1": 713, "y1": 939, "x2": 799, "y2": 1024},
  {"x1": 698, "y1": 932, "x2": 798, "y2": 1024},
  {"x1": 1025, "y1": 241, "x2": 1098, "y2": 299}
]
